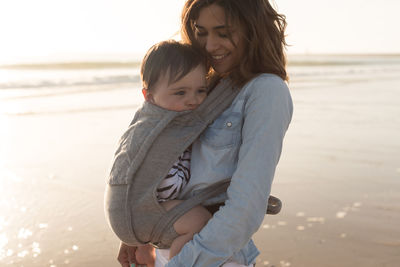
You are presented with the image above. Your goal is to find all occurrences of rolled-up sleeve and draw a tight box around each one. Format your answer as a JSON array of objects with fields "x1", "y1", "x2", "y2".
[{"x1": 166, "y1": 75, "x2": 293, "y2": 267}]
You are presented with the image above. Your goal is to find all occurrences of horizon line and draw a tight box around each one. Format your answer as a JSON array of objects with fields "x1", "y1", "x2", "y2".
[{"x1": 1, "y1": 53, "x2": 400, "y2": 69}]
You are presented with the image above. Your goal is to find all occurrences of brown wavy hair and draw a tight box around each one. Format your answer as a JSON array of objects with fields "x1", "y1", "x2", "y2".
[{"x1": 181, "y1": 0, "x2": 288, "y2": 86}]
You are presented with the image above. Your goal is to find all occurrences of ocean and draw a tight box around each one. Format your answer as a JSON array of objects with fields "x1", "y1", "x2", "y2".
[{"x1": 1, "y1": 54, "x2": 400, "y2": 116}]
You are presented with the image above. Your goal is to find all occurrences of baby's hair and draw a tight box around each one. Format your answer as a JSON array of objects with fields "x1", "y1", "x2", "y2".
[{"x1": 141, "y1": 40, "x2": 206, "y2": 91}]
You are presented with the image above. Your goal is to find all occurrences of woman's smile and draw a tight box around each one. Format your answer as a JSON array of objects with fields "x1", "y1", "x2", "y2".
[{"x1": 210, "y1": 52, "x2": 231, "y2": 65}]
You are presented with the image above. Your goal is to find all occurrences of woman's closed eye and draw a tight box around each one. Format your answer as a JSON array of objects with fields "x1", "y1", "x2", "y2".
[
  {"x1": 196, "y1": 30, "x2": 228, "y2": 39},
  {"x1": 195, "y1": 30, "x2": 207, "y2": 37},
  {"x1": 217, "y1": 32, "x2": 228, "y2": 38}
]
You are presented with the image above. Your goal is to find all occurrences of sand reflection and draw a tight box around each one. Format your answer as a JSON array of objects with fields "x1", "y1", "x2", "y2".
[
  {"x1": 0, "y1": 165, "x2": 21, "y2": 262},
  {"x1": 0, "y1": 165, "x2": 49, "y2": 264},
  {"x1": 0, "y1": 161, "x2": 89, "y2": 266}
]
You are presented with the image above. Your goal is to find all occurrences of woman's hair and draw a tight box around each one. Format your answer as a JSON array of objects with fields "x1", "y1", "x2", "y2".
[
  {"x1": 141, "y1": 40, "x2": 206, "y2": 91},
  {"x1": 181, "y1": 0, "x2": 288, "y2": 86}
]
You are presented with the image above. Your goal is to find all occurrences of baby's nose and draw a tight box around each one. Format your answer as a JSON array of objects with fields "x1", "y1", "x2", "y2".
[{"x1": 187, "y1": 96, "x2": 200, "y2": 108}]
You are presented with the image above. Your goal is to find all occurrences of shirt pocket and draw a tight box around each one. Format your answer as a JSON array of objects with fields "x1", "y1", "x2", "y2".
[{"x1": 200, "y1": 112, "x2": 242, "y2": 149}]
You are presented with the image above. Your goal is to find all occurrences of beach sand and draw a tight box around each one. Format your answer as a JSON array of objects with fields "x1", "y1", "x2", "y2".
[
  {"x1": 254, "y1": 77, "x2": 400, "y2": 267},
  {"x1": 1, "y1": 74, "x2": 400, "y2": 266}
]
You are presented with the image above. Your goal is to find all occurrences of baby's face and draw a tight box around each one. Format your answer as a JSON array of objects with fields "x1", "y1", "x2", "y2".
[{"x1": 147, "y1": 64, "x2": 207, "y2": 111}]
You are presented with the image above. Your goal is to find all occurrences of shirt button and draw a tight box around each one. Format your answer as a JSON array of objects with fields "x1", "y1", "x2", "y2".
[{"x1": 226, "y1": 121, "x2": 232, "y2": 127}]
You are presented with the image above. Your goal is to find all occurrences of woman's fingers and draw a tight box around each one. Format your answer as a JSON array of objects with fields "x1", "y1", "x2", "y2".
[
  {"x1": 117, "y1": 250, "x2": 130, "y2": 267},
  {"x1": 117, "y1": 242, "x2": 137, "y2": 267},
  {"x1": 127, "y1": 245, "x2": 138, "y2": 263},
  {"x1": 117, "y1": 242, "x2": 155, "y2": 267}
]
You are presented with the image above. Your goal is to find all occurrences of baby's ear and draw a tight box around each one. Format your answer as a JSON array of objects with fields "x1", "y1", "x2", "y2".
[
  {"x1": 142, "y1": 88, "x2": 154, "y2": 103},
  {"x1": 142, "y1": 88, "x2": 148, "y2": 100}
]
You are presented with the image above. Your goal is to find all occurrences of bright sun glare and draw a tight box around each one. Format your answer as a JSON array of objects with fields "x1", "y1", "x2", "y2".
[
  {"x1": 0, "y1": 0, "x2": 399, "y2": 64},
  {"x1": 0, "y1": 0, "x2": 184, "y2": 64}
]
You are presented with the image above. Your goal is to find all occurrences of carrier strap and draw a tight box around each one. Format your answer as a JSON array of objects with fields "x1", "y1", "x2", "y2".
[{"x1": 150, "y1": 179, "x2": 230, "y2": 246}]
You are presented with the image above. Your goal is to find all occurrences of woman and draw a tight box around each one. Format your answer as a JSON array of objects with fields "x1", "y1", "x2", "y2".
[{"x1": 118, "y1": 0, "x2": 292, "y2": 266}]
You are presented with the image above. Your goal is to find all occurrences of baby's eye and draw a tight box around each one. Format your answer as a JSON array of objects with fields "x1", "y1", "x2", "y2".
[
  {"x1": 198, "y1": 88, "x2": 208, "y2": 94},
  {"x1": 174, "y1": 91, "x2": 185, "y2": 96}
]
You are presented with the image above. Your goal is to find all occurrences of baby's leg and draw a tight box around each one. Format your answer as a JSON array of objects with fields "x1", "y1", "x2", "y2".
[{"x1": 160, "y1": 200, "x2": 212, "y2": 259}]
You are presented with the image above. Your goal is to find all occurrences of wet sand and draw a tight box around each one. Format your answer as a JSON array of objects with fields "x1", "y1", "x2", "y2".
[
  {"x1": 1, "y1": 76, "x2": 400, "y2": 266},
  {"x1": 254, "y1": 77, "x2": 400, "y2": 267}
]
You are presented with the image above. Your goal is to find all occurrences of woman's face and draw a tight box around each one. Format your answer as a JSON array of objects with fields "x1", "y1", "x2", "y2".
[{"x1": 194, "y1": 4, "x2": 245, "y2": 75}]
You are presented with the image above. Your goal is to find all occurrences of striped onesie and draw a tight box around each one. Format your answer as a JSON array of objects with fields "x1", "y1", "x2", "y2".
[{"x1": 156, "y1": 147, "x2": 191, "y2": 202}]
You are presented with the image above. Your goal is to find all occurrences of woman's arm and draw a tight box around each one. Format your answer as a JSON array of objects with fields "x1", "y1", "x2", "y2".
[{"x1": 166, "y1": 75, "x2": 293, "y2": 267}]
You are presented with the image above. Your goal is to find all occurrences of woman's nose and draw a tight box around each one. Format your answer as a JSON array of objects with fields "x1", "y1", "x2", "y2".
[{"x1": 205, "y1": 35, "x2": 218, "y2": 53}]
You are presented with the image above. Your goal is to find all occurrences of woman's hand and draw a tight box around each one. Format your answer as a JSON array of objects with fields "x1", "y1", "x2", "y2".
[
  {"x1": 117, "y1": 242, "x2": 137, "y2": 267},
  {"x1": 117, "y1": 242, "x2": 156, "y2": 267},
  {"x1": 136, "y1": 244, "x2": 156, "y2": 267}
]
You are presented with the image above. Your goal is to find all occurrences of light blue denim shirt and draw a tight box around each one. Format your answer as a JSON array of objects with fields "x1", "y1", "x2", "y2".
[{"x1": 166, "y1": 73, "x2": 293, "y2": 267}]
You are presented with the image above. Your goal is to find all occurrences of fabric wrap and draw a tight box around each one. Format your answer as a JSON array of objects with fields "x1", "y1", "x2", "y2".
[{"x1": 105, "y1": 79, "x2": 240, "y2": 248}]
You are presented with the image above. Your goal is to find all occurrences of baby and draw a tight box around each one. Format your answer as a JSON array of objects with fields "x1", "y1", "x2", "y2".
[{"x1": 133, "y1": 40, "x2": 213, "y2": 263}]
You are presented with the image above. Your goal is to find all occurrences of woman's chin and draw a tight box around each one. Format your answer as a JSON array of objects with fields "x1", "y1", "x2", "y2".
[
  {"x1": 212, "y1": 65, "x2": 230, "y2": 76},
  {"x1": 212, "y1": 64, "x2": 237, "y2": 77}
]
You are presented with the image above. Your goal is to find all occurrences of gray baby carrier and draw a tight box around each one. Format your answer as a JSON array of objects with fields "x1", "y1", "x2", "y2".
[{"x1": 104, "y1": 79, "x2": 282, "y2": 249}]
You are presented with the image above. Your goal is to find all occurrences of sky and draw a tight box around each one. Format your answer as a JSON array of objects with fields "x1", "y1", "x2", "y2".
[{"x1": 0, "y1": 0, "x2": 399, "y2": 64}]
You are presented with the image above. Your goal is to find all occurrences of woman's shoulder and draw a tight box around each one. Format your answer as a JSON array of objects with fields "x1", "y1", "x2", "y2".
[
  {"x1": 245, "y1": 73, "x2": 288, "y2": 90},
  {"x1": 240, "y1": 73, "x2": 290, "y2": 100}
]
